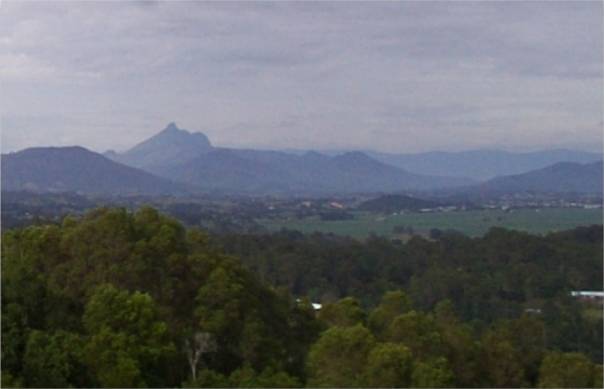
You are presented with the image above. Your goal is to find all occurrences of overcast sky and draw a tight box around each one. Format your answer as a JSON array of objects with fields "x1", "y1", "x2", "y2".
[{"x1": 1, "y1": 1, "x2": 602, "y2": 154}]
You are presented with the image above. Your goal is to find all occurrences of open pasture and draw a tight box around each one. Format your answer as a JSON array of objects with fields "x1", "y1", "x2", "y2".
[{"x1": 261, "y1": 208, "x2": 603, "y2": 238}]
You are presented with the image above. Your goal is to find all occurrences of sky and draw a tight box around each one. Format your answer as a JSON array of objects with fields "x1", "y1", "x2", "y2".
[{"x1": 1, "y1": 1, "x2": 602, "y2": 154}]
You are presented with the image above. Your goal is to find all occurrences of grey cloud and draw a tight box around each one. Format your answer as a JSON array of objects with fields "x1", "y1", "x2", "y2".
[{"x1": 0, "y1": 1, "x2": 601, "y2": 154}]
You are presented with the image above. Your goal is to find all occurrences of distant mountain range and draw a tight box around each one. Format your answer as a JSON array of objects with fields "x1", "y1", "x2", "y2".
[
  {"x1": 2, "y1": 123, "x2": 602, "y2": 196},
  {"x1": 366, "y1": 149, "x2": 603, "y2": 180},
  {"x1": 105, "y1": 123, "x2": 472, "y2": 194},
  {"x1": 478, "y1": 161, "x2": 603, "y2": 194},
  {"x1": 1, "y1": 146, "x2": 187, "y2": 195}
]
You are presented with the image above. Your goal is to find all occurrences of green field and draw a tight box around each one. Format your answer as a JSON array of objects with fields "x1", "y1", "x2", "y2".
[{"x1": 261, "y1": 208, "x2": 603, "y2": 238}]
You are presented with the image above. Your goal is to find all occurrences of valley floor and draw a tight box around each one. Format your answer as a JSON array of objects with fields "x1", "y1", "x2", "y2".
[{"x1": 260, "y1": 208, "x2": 603, "y2": 238}]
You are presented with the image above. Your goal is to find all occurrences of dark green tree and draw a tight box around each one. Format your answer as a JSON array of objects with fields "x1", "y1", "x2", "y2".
[
  {"x1": 319, "y1": 297, "x2": 366, "y2": 327},
  {"x1": 82, "y1": 284, "x2": 175, "y2": 387},
  {"x1": 480, "y1": 329, "x2": 526, "y2": 387},
  {"x1": 307, "y1": 324, "x2": 376, "y2": 387},
  {"x1": 22, "y1": 330, "x2": 87, "y2": 387},
  {"x1": 362, "y1": 342, "x2": 413, "y2": 387},
  {"x1": 385, "y1": 311, "x2": 443, "y2": 360},
  {"x1": 367, "y1": 290, "x2": 412, "y2": 337},
  {"x1": 538, "y1": 351, "x2": 600, "y2": 388},
  {"x1": 411, "y1": 357, "x2": 455, "y2": 388}
]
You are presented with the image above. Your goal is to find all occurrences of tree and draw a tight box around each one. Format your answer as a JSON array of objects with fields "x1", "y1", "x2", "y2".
[
  {"x1": 362, "y1": 342, "x2": 413, "y2": 387},
  {"x1": 182, "y1": 369, "x2": 229, "y2": 388},
  {"x1": 183, "y1": 365, "x2": 300, "y2": 388},
  {"x1": 319, "y1": 297, "x2": 366, "y2": 327},
  {"x1": 307, "y1": 324, "x2": 376, "y2": 387},
  {"x1": 480, "y1": 329, "x2": 526, "y2": 387},
  {"x1": 228, "y1": 365, "x2": 301, "y2": 388},
  {"x1": 184, "y1": 332, "x2": 216, "y2": 382},
  {"x1": 593, "y1": 364, "x2": 603, "y2": 388},
  {"x1": 195, "y1": 266, "x2": 246, "y2": 338},
  {"x1": 411, "y1": 357, "x2": 455, "y2": 388},
  {"x1": 22, "y1": 330, "x2": 87, "y2": 388},
  {"x1": 1, "y1": 371, "x2": 22, "y2": 388},
  {"x1": 500, "y1": 315, "x2": 546, "y2": 385},
  {"x1": 385, "y1": 311, "x2": 443, "y2": 359},
  {"x1": 538, "y1": 351, "x2": 599, "y2": 388},
  {"x1": 1, "y1": 207, "x2": 324, "y2": 387},
  {"x1": 1, "y1": 303, "x2": 29, "y2": 379},
  {"x1": 237, "y1": 310, "x2": 286, "y2": 371},
  {"x1": 367, "y1": 290, "x2": 412, "y2": 337},
  {"x1": 434, "y1": 300, "x2": 483, "y2": 387},
  {"x1": 82, "y1": 284, "x2": 175, "y2": 387}
]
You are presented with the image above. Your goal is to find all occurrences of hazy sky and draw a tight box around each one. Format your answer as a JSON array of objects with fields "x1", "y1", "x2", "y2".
[{"x1": 1, "y1": 1, "x2": 602, "y2": 154}]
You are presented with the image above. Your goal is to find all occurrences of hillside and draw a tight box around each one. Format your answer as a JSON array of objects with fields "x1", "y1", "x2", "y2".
[
  {"x1": 1, "y1": 146, "x2": 188, "y2": 195},
  {"x1": 153, "y1": 149, "x2": 293, "y2": 194},
  {"x1": 107, "y1": 124, "x2": 473, "y2": 194},
  {"x1": 368, "y1": 149, "x2": 603, "y2": 180},
  {"x1": 155, "y1": 148, "x2": 472, "y2": 194},
  {"x1": 479, "y1": 161, "x2": 603, "y2": 194}
]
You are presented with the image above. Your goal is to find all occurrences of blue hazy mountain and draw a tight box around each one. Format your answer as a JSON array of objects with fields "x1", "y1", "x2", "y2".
[
  {"x1": 19, "y1": 123, "x2": 599, "y2": 196},
  {"x1": 105, "y1": 122, "x2": 213, "y2": 170},
  {"x1": 151, "y1": 148, "x2": 472, "y2": 194},
  {"x1": 366, "y1": 149, "x2": 603, "y2": 180},
  {"x1": 1, "y1": 146, "x2": 188, "y2": 195},
  {"x1": 478, "y1": 161, "x2": 603, "y2": 194},
  {"x1": 105, "y1": 124, "x2": 474, "y2": 194}
]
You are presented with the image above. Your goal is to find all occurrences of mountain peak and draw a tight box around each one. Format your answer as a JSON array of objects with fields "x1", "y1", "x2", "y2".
[
  {"x1": 302, "y1": 150, "x2": 328, "y2": 160},
  {"x1": 163, "y1": 122, "x2": 180, "y2": 132},
  {"x1": 150, "y1": 123, "x2": 212, "y2": 149},
  {"x1": 336, "y1": 151, "x2": 372, "y2": 162},
  {"x1": 107, "y1": 123, "x2": 213, "y2": 170}
]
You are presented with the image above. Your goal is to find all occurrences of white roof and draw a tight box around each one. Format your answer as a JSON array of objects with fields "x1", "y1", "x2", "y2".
[
  {"x1": 570, "y1": 291, "x2": 604, "y2": 297},
  {"x1": 295, "y1": 299, "x2": 323, "y2": 310}
]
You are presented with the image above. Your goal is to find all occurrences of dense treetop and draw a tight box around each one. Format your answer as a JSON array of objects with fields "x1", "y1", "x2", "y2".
[
  {"x1": 2, "y1": 208, "x2": 319, "y2": 387},
  {"x1": 1, "y1": 207, "x2": 602, "y2": 387}
]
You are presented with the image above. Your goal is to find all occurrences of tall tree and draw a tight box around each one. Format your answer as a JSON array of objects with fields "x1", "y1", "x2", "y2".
[
  {"x1": 307, "y1": 324, "x2": 376, "y2": 387},
  {"x1": 362, "y1": 342, "x2": 413, "y2": 387},
  {"x1": 538, "y1": 351, "x2": 600, "y2": 388},
  {"x1": 367, "y1": 290, "x2": 412, "y2": 337},
  {"x1": 82, "y1": 284, "x2": 175, "y2": 387},
  {"x1": 319, "y1": 297, "x2": 366, "y2": 328}
]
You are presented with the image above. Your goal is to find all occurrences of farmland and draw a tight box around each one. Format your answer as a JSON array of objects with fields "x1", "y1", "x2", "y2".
[{"x1": 261, "y1": 207, "x2": 603, "y2": 238}]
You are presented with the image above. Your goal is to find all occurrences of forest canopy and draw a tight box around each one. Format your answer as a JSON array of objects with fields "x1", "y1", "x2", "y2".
[{"x1": 1, "y1": 207, "x2": 602, "y2": 387}]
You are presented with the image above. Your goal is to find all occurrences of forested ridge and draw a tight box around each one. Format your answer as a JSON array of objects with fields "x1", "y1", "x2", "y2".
[{"x1": 2, "y1": 207, "x2": 602, "y2": 387}]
